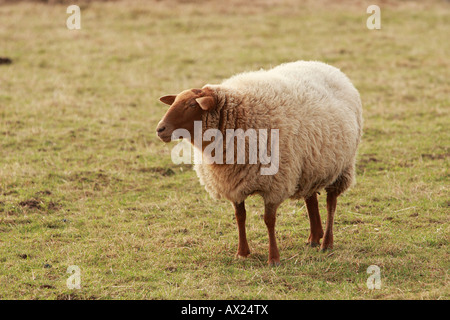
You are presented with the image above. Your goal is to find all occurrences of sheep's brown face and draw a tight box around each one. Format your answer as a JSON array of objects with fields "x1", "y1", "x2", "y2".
[{"x1": 156, "y1": 88, "x2": 215, "y2": 143}]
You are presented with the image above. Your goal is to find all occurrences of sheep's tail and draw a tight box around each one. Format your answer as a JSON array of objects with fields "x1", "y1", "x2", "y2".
[{"x1": 325, "y1": 164, "x2": 355, "y2": 196}]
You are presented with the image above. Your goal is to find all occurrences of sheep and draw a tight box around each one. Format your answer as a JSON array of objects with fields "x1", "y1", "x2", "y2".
[{"x1": 156, "y1": 61, "x2": 363, "y2": 266}]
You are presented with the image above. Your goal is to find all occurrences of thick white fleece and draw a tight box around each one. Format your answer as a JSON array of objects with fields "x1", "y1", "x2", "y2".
[{"x1": 194, "y1": 61, "x2": 363, "y2": 205}]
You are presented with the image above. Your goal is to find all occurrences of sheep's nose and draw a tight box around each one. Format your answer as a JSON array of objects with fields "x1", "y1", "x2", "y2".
[{"x1": 157, "y1": 126, "x2": 166, "y2": 134}]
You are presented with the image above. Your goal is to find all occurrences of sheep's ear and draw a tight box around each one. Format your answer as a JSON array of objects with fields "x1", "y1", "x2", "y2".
[
  {"x1": 159, "y1": 95, "x2": 177, "y2": 105},
  {"x1": 196, "y1": 96, "x2": 216, "y2": 111}
]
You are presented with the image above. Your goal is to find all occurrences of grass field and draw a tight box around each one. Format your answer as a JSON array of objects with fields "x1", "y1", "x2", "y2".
[{"x1": 0, "y1": 0, "x2": 449, "y2": 300}]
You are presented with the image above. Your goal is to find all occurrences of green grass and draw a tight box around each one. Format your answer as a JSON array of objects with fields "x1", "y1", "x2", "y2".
[{"x1": 0, "y1": 0, "x2": 449, "y2": 299}]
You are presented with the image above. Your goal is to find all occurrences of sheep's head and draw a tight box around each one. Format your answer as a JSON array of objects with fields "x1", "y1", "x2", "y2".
[{"x1": 156, "y1": 88, "x2": 216, "y2": 143}]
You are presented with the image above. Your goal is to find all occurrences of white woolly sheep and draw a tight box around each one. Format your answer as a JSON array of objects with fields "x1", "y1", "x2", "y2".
[{"x1": 156, "y1": 61, "x2": 363, "y2": 266}]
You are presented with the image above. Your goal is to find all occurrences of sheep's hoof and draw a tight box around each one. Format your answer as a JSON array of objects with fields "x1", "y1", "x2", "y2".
[
  {"x1": 320, "y1": 246, "x2": 333, "y2": 253},
  {"x1": 306, "y1": 241, "x2": 320, "y2": 248},
  {"x1": 268, "y1": 259, "x2": 281, "y2": 267},
  {"x1": 236, "y1": 252, "x2": 250, "y2": 259}
]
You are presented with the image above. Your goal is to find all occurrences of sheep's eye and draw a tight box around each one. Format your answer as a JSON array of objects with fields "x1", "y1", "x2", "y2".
[{"x1": 189, "y1": 103, "x2": 197, "y2": 108}]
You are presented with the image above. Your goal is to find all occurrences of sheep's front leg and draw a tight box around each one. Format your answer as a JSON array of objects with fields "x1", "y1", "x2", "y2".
[
  {"x1": 321, "y1": 191, "x2": 338, "y2": 251},
  {"x1": 264, "y1": 202, "x2": 281, "y2": 266},
  {"x1": 305, "y1": 193, "x2": 324, "y2": 247},
  {"x1": 233, "y1": 201, "x2": 250, "y2": 258}
]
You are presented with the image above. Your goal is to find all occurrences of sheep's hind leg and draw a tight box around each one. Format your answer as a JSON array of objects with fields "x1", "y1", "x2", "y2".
[
  {"x1": 233, "y1": 201, "x2": 250, "y2": 258},
  {"x1": 321, "y1": 191, "x2": 337, "y2": 251},
  {"x1": 305, "y1": 193, "x2": 324, "y2": 247},
  {"x1": 321, "y1": 167, "x2": 353, "y2": 251},
  {"x1": 264, "y1": 202, "x2": 281, "y2": 266}
]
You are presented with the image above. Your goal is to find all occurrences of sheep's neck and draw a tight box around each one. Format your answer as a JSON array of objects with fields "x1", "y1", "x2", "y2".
[{"x1": 194, "y1": 88, "x2": 245, "y2": 153}]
